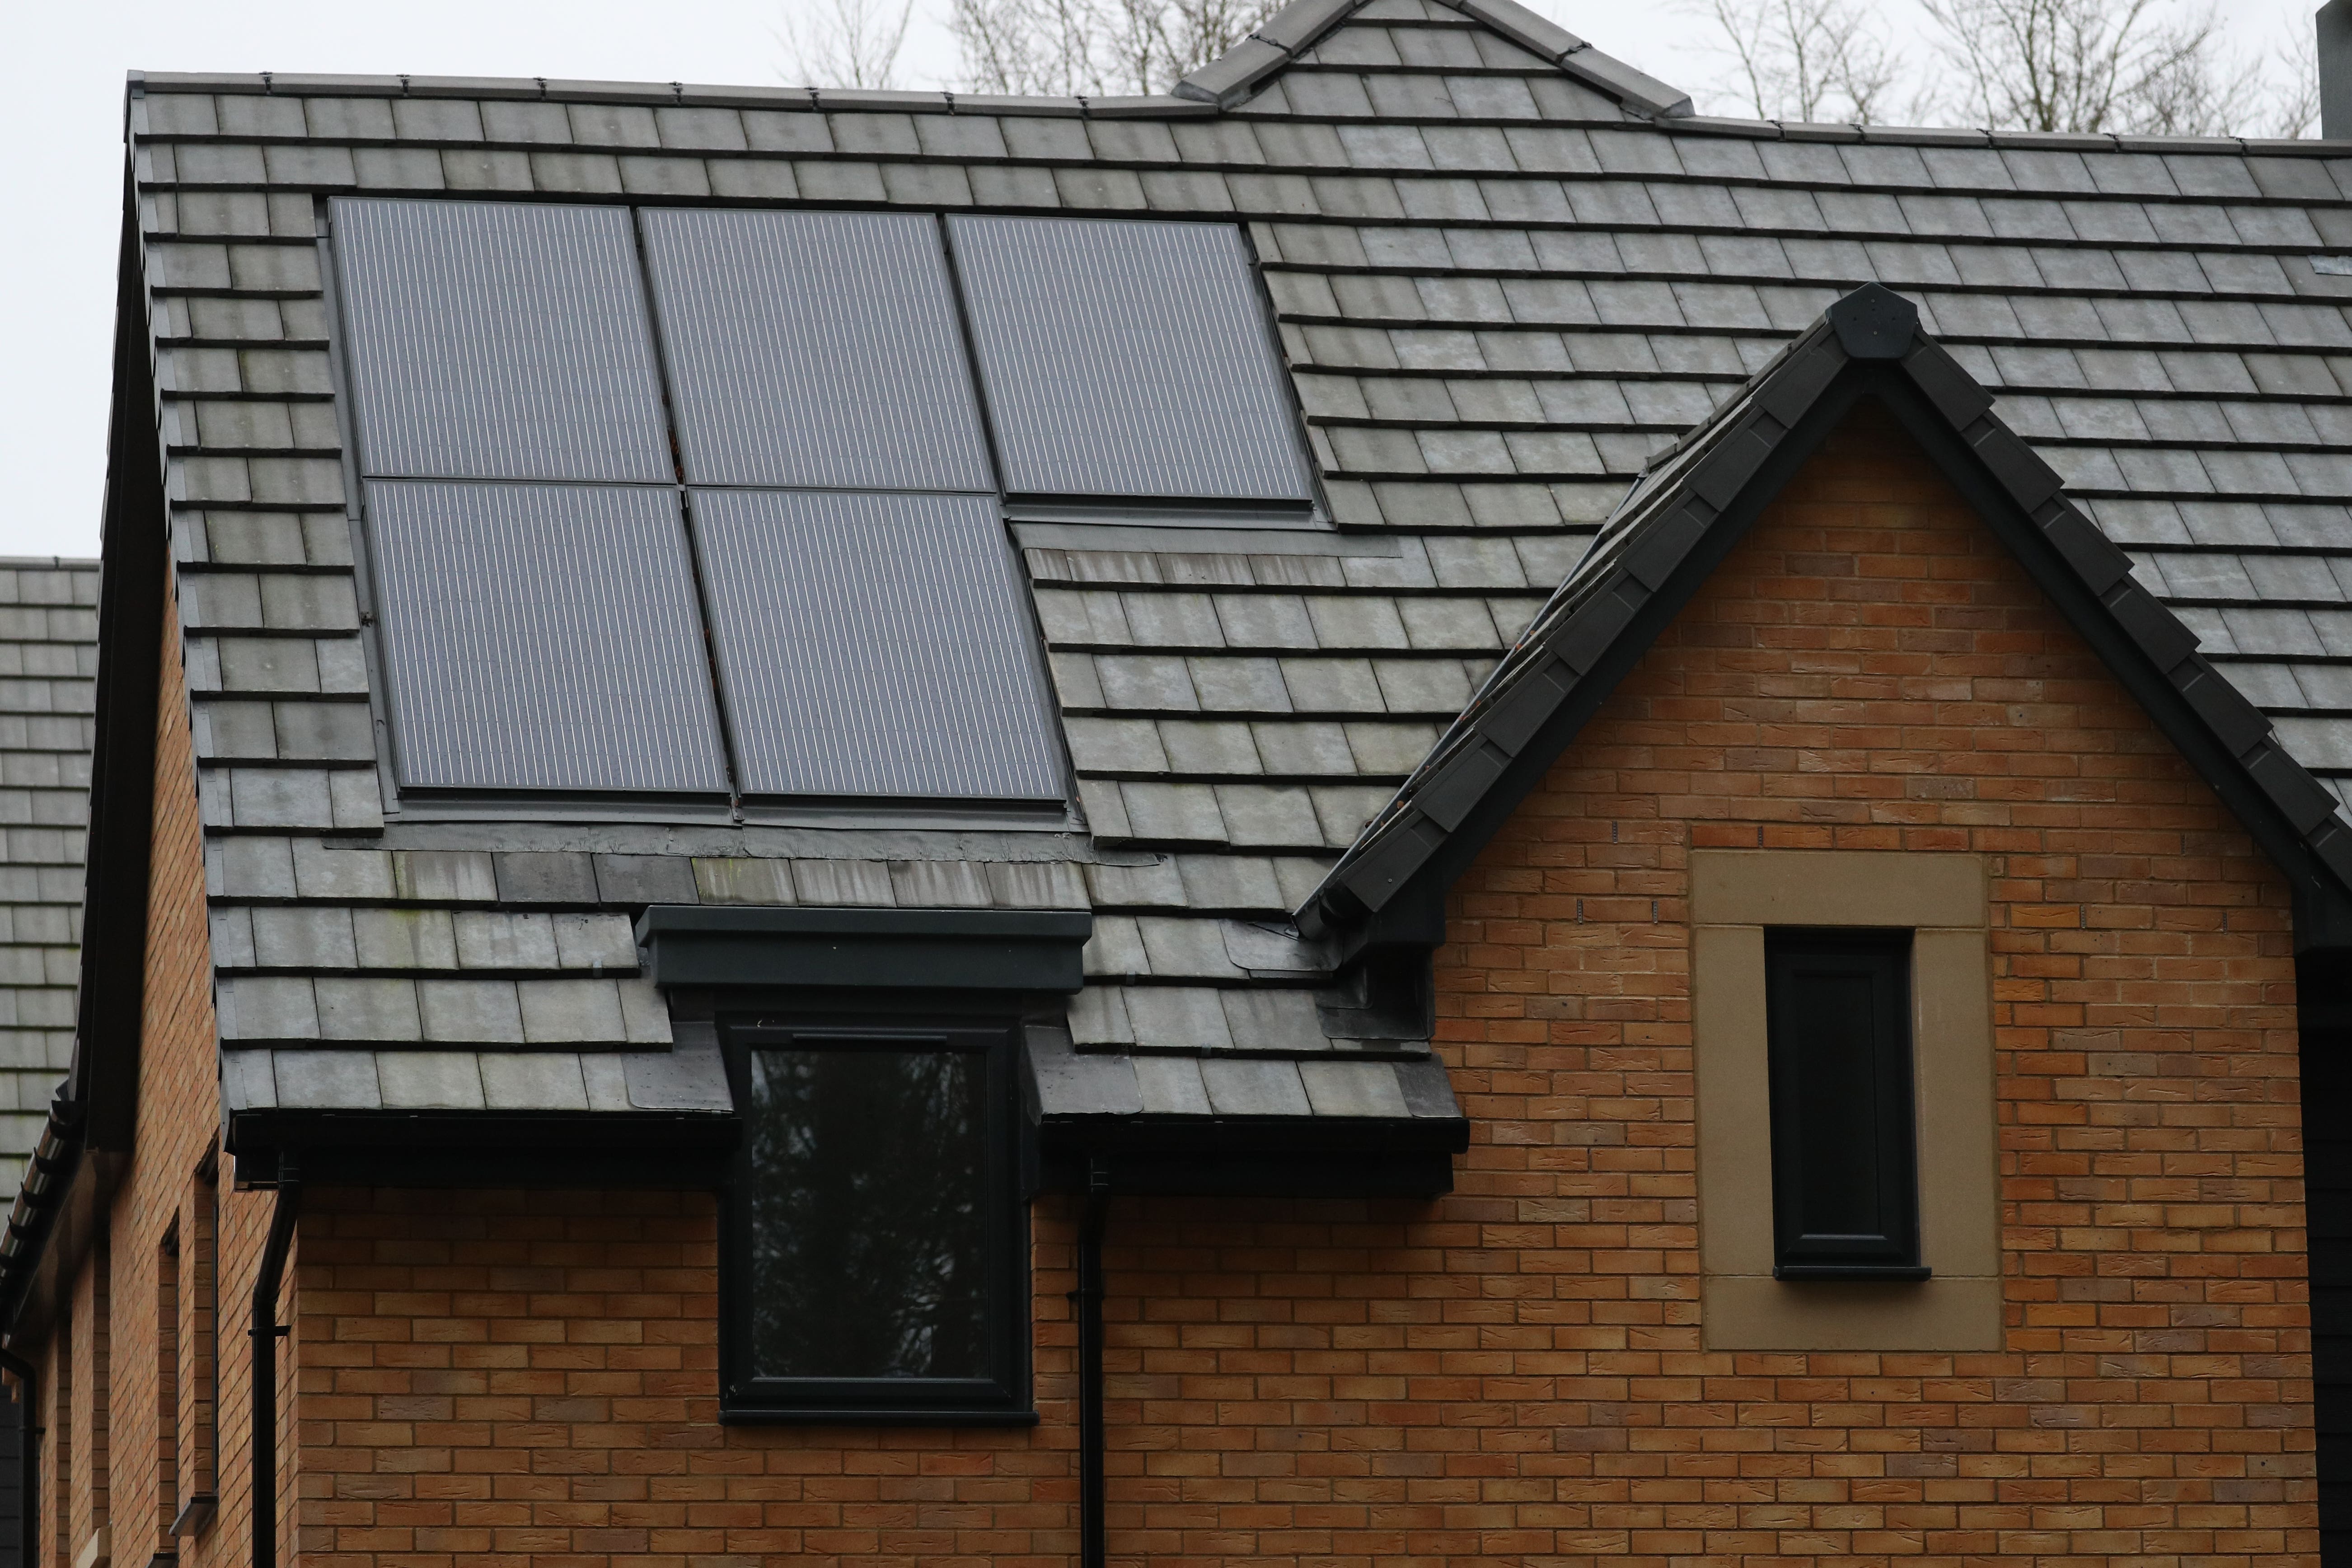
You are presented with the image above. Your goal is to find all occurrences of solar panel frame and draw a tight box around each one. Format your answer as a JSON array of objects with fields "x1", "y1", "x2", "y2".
[
  {"x1": 690, "y1": 489, "x2": 1066, "y2": 803},
  {"x1": 331, "y1": 198, "x2": 674, "y2": 483},
  {"x1": 946, "y1": 215, "x2": 1318, "y2": 506},
  {"x1": 364, "y1": 480, "x2": 731, "y2": 796},
  {"x1": 641, "y1": 209, "x2": 996, "y2": 491}
]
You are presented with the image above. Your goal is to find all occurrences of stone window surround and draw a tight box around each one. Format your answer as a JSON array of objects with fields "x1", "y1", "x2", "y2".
[{"x1": 1692, "y1": 850, "x2": 2003, "y2": 1353}]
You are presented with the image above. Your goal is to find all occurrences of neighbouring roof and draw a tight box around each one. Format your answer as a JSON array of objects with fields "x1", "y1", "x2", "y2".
[
  {"x1": 0, "y1": 562, "x2": 95, "y2": 1193},
  {"x1": 23, "y1": 0, "x2": 2352, "y2": 1207}
]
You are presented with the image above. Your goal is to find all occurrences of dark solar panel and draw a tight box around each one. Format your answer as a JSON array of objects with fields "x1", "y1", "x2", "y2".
[
  {"x1": 692, "y1": 490, "x2": 1063, "y2": 800},
  {"x1": 366, "y1": 481, "x2": 729, "y2": 794},
  {"x1": 946, "y1": 215, "x2": 1314, "y2": 504},
  {"x1": 642, "y1": 210, "x2": 993, "y2": 491},
  {"x1": 332, "y1": 199, "x2": 672, "y2": 482}
]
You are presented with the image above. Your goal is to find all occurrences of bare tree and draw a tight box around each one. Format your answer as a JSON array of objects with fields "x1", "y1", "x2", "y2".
[
  {"x1": 951, "y1": 0, "x2": 1279, "y2": 96},
  {"x1": 779, "y1": 0, "x2": 919, "y2": 90},
  {"x1": 1916, "y1": 0, "x2": 2256, "y2": 135},
  {"x1": 1698, "y1": 0, "x2": 1901, "y2": 123},
  {"x1": 2262, "y1": 26, "x2": 2322, "y2": 139}
]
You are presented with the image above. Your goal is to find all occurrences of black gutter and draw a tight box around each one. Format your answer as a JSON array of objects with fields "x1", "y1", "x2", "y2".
[
  {"x1": 250, "y1": 1159, "x2": 300, "y2": 1568},
  {"x1": 0, "y1": 1103, "x2": 87, "y2": 1333},
  {"x1": 0, "y1": 1343, "x2": 36, "y2": 1568},
  {"x1": 1074, "y1": 1163, "x2": 1108, "y2": 1568}
]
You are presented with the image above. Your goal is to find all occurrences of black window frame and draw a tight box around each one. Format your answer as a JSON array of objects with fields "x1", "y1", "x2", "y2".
[
  {"x1": 1763, "y1": 929, "x2": 1930, "y2": 1281},
  {"x1": 717, "y1": 1012, "x2": 1034, "y2": 1425}
]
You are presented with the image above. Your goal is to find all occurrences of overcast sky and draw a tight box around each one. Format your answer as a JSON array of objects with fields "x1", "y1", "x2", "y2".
[{"x1": 2, "y1": 0, "x2": 2318, "y2": 560}]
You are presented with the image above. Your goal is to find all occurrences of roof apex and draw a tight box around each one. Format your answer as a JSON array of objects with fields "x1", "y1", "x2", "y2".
[{"x1": 1173, "y1": 0, "x2": 1693, "y2": 117}]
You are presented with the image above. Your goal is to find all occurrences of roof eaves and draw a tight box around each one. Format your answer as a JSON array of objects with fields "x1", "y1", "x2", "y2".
[{"x1": 1300, "y1": 283, "x2": 2352, "y2": 953}]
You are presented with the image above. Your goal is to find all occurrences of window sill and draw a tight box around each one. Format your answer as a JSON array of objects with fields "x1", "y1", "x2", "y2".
[
  {"x1": 1773, "y1": 1264, "x2": 1933, "y2": 1282},
  {"x1": 720, "y1": 1404, "x2": 1041, "y2": 1427}
]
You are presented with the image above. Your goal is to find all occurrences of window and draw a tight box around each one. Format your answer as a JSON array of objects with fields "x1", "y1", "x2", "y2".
[
  {"x1": 1763, "y1": 930, "x2": 1927, "y2": 1280},
  {"x1": 721, "y1": 1020, "x2": 1028, "y2": 1423}
]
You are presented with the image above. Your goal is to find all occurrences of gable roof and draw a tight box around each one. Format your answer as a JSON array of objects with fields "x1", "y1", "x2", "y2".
[
  {"x1": 14, "y1": 0, "x2": 2352, "y2": 1319},
  {"x1": 1299, "y1": 283, "x2": 2352, "y2": 951}
]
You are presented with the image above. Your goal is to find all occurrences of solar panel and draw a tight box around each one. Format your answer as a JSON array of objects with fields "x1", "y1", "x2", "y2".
[
  {"x1": 946, "y1": 215, "x2": 1314, "y2": 504},
  {"x1": 332, "y1": 199, "x2": 673, "y2": 482},
  {"x1": 691, "y1": 489, "x2": 1064, "y2": 800},
  {"x1": 365, "y1": 481, "x2": 730, "y2": 794},
  {"x1": 642, "y1": 209, "x2": 993, "y2": 491}
]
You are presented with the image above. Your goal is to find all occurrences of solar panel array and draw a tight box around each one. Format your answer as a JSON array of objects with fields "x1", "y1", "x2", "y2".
[
  {"x1": 332, "y1": 199, "x2": 1311, "y2": 803},
  {"x1": 949, "y1": 216, "x2": 1316, "y2": 504}
]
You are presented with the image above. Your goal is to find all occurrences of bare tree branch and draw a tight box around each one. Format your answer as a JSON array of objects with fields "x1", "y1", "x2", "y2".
[
  {"x1": 778, "y1": 0, "x2": 918, "y2": 89},
  {"x1": 949, "y1": 0, "x2": 1279, "y2": 96},
  {"x1": 1915, "y1": 0, "x2": 2251, "y2": 136},
  {"x1": 2263, "y1": 25, "x2": 2322, "y2": 138},
  {"x1": 1696, "y1": 0, "x2": 1899, "y2": 124}
]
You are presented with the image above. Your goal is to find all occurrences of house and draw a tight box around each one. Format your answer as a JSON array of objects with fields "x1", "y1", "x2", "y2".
[{"x1": 5, "y1": 0, "x2": 2352, "y2": 1563}]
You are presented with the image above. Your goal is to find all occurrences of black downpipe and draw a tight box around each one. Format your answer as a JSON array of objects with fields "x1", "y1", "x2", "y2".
[
  {"x1": 1075, "y1": 1165, "x2": 1109, "y2": 1568},
  {"x1": 0, "y1": 1345, "x2": 35, "y2": 1568},
  {"x1": 251, "y1": 1160, "x2": 301, "y2": 1568}
]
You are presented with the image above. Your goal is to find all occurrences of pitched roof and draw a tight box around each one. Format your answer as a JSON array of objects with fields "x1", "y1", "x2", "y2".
[
  {"x1": 1300, "y1": 283, "x2": 2352, "y2": 950},
  {"x1": 0, "y1": 562, "x2": 95, "y2": 1192},
  {"x1": 9, "y1": 0, "x2": 2352, "y2": 1255}
]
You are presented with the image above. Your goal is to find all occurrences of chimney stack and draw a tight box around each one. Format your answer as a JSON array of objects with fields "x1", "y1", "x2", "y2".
[{"x1": 2325, "y1": 0, "x2": 2352, "y2": 138}]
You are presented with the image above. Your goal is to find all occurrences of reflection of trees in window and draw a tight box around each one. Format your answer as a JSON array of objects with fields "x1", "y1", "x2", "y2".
[{"x1": 747, "y1": 1045, "x2": 990, "y2": 1379}]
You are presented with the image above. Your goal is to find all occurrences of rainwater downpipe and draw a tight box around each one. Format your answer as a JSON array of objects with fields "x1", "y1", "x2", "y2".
[
  {"x1": 251, "y1": 1156, "x2": 301, "y2": 1568},
  {"x1": 1075, "y1": 1162, "x2": 1110, "y2": 1568}
]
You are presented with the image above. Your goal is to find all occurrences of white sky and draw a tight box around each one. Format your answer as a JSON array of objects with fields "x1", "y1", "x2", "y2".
[{"x1": 0, "y1": 0, "x2": 2317, "y2": 559}]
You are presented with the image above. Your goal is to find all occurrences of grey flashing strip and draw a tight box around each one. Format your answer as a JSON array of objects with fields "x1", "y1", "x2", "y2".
[
  {"x1": 638, "y1": 904, "x2": 1092, "y2": 992},
  {"x1": 1303, "y1": 281, "x2": 2352, "y2": 951}
]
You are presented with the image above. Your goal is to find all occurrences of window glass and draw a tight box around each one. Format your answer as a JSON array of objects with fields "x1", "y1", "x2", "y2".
[
  {"x1": 744, "y1": 1039, "x2": 995, "y2": 1381},
  {"x1": 1763, "y1": 930, "x2": 1926, "y2": 1278}
]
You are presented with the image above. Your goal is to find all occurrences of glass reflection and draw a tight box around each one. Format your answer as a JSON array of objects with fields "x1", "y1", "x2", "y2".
[{"x1": 746, "y1": 1044, "x2": 989, "y2": 1380}]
